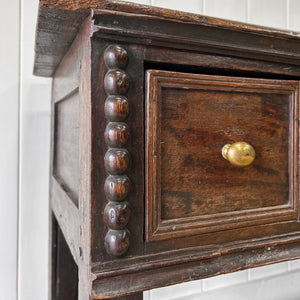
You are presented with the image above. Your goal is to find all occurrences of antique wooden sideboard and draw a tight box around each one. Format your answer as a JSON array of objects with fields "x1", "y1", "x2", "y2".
[{"x1": 34, "y1": 1, "x2": 300, "y2": 299}]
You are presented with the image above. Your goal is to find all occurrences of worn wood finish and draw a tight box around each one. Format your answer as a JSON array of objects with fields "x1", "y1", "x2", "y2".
[
  {"x1": 54, "y1": 89, "x2": 80, "y2": 206},
  {"x1": 38, "y1": 0, "x2": 300, "y2": 38},
  {"x1": 143, "y1": 46, "x2": 300, "y2": 78},
  {"x1": 145, "y1": 70, "x2": 299, "y2": 241},
  {"x1": 35, "y1": 1, "x2": 300, "y2": 77},
  {"x1": 104, "y1": 96, "x2": 130, "y2": 122},
  {"x1": 33, "y1": 0, "x2": 300, "y2": 42},
  {"x1": 77, "y1": 16, "x2": 93, "y2": 300},
  {"x1": 103, "y1": 44, "x2": 132, "y2": 257},
  {"x1": 51, "y1": 177, "x2": 81, "y2": 265},
  {"x1": 51, "y1": 14, "x2": 93, "y2": 300},
  {"x1": 92, "y1": 10, "x2": 300, "y2": 67},
  {"x1": 35, "y1": 2, "x2": 300, "y2": 299},
  {"x1": 90, "y1": 40, "x2": 145, "y2": 264},
  {"x1": 52, "y1": 216, "x2": 78, "y2": 300},
  {"x1": 103, "y1": 292, "x2": 143, "y2": 300},
  {"x1": 92, "y1": 238, "x2": 300, "y2": 298},
  {"x1": 34, "y1": 6, "x2": 90, "y2": 76}
]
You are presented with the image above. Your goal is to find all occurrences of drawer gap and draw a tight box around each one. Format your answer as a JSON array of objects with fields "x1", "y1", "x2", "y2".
[{"x1": 144, "y1": 61, "x2": 300, "y2": 80}]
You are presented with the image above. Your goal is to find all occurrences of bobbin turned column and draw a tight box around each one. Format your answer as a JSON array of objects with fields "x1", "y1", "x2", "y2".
[
  {"x1": 89, "y1": 38, "x2": 145, "y2": 299},
  {"x1": 103, "y1": 45, "x2": 132, "y2": 257}
]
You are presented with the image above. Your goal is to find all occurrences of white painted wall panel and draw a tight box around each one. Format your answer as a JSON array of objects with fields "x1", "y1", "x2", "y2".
[
  {"x1": 0, "y1": 1, "x2": 19, "y2": 299},
  {"x1": 203, "y1": 0, "x2": 248, "y2": 22},
  {"x1": 130, "y1": 0, "x2": 151, "y2": 4},
  {"x1": 289, "y1": 259, "x2": 300, "y2": 271},
  {"x1": 202, "y1": 270, "x2": 248, "y2": 291},
  {"x1": 149, "y1": 278, "x2": 202, "y2": 300},
  {"x1": 288, "y1": 0, "x2": 300, "y2": 31},
  {"x1": 249, "y1": 261, "x2": 288, "y2": 280},
  {"x1": 18, "y1": 0, "x2": 52, "y2": 299},
  {"x1": 152, "y1": 0, "x2": 203, "y2": 14},
  {"x1": 248, "y1": 0, "x2": 287, "y2": 28},
  {"x1": 181, "y1": 270, "x2": 300, "y2": 300}
]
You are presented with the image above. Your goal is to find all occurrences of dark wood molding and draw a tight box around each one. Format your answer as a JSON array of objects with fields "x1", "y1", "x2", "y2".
[
  {"x1": 96, "y1": 292, "x2": 143, "y2": 300},
  {"x1": 103, "y1": 45, "x2": 132, "y2": 257},
  {"x1": 91, "y1": 238, "x2": 300, "y2": 298},
  {"x1": 52, "y1": 216, "x2": 78, "y2": 300},
  {"x1": 91, "y1": 10, "x2": 300, "y2": 66},
  {"x1": 34, "y1": 1, "x2": 300, "y2": 77},
  {"x1": 34, "y1": 7, "x2": 90, "y2": 77},
  {"x1": 145, "y1": 70, "x2": 299, "y2": 242},
  {"x1": 38, "y1": 0, "x2": 300, "y2": 38}
]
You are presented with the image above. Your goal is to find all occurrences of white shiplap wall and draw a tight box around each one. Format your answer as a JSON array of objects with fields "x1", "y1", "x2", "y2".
[
  {"x1": 18, "y1": 0, "x2": 52, "y2": 299},
  {"x1": 0, "y1": 1, "x2": 51, "y2": 300},
  {"x1": 0, "y1": 1, "x2": 20, "y2": 300},
  {"x1": 0, "y1": 0, "x2": 299, "y2": 299}
]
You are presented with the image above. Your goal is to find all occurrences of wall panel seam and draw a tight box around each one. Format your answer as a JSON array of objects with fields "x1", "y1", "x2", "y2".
[
  {"x1": 16, "y1": 0, "x2": 22, "y2": 299},
  {"x1": 286, "y1": 0, "x2": 290, "y2": 29},
  {"x1": 246, "y1": 0, "x2": 250, "y2": 22}
]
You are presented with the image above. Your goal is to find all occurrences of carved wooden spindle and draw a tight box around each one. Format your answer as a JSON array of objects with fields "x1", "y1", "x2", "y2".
[
  {"x1": 104, "y1": 122, "x2": 130, "y2": 148},
  {"x1": 104, "y1": 45, "x2": 129, "y2": 69},
  {"x1": 104, "y1": 95, "x2": 130, "y2": 122},
  {"x1": 104, "y1": 70, "x2": 129, "y2": 95},
  {"x1": 104, "y1": 229, "x2": 130, "y2": 257},
  {"x1": 103, "y1": 45, "x2": 131, "y2": 257},
  {"x1": 104, "y1": 175, "x2": 131, "y2": 202},
  {"x1": 104, "y1": 202, "x2": 131, "y2": 230},
  {"x1": 104, "y1": 149, "x2": 130, "y2": 175}
]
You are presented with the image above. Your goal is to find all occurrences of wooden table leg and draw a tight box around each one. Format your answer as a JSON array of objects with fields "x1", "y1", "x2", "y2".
[
  {"x1": 52, "y1": 215, "x2": 78, "y2": 300},
  {"x1": 53, "y1": 215, "x2": 143, "y2": 300}
]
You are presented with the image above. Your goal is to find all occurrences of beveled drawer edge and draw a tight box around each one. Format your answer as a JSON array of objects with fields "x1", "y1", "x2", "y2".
[{"x1": 145, "y1": 70, "x2": 300, "y2": 242}]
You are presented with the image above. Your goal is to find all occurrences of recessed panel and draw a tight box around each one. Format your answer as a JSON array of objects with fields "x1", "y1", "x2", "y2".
[
  {"x1": 54, "y1": 90, "x2": 80, "y2": 206},
  {"x1": 161, "y1": 88, "x2": 289, "y2": 219},
  {"x1": 145, "y1": 70, "x2": 299, "y2": 241}
]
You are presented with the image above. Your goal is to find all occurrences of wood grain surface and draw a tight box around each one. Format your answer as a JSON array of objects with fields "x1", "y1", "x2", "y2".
[
  {"x1": 52, "y1": 217, "x2": 78, "y2": 300},
  {"x1": 146, "y1": 70, "x2": 299, "y2": 241},
  {"x1": 90, "y1": 40, "x2": 146, "y2": 263},
  {"x1": 51, "y1": 15, "x2": 93, "y2": 300},
  {"x1": 37, "y1": 0, "x2": 300, "y2": 38},
  {"x1": 34, "y1": 1, "x2": 300, "y2": 77},
  {"x1": 54, "y1": 90, "x2": 80, "y2": 205}
]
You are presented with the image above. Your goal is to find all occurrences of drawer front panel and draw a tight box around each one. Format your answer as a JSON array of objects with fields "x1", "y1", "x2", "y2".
[{"x1": 145, "y1": 70, "x2": 299, "y2": 242}]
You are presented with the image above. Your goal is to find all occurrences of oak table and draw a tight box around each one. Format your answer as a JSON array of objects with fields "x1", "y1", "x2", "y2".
[{"x1": 34, "y1": 1, "x2": 300, "y2": 299}]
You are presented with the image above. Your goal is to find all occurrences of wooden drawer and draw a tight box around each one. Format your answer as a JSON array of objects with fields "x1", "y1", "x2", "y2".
[{"x1": 145, "y1": 70, "x2": 299, "y2": 242}]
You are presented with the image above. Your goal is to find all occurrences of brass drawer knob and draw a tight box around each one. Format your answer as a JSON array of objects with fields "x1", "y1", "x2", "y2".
[{"x1": 222, "y1": 142, "x2": 255, "y2": 167}]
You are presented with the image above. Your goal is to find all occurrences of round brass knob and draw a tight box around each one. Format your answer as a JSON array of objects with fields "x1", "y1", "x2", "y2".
[{"x1": 222, "y1": 142, "x2": 255, "y2": 167}]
